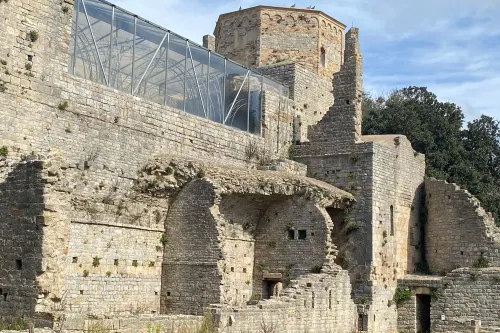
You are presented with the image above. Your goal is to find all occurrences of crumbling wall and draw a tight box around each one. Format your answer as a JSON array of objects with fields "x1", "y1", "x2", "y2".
[
  {"x1": 260, "y1": 63, "x2": 334, "y2": 143},
  {"x1": 137, "y1": 156, "x2": 353, "y2": 319},
  {"x1": 252, "y1": 197, "x2": 334, "y2": 298},
  {"x1": 213, "y1": 272, "x2": 357, "y2": 333},
  {"x1": 425, "y1": 179, "x2": 500, "y2": 273},
  {"x1": 0, "y1": 158, "x2": 45, "y2": 319},
  {"x1": 218, "y1": 195, "x2": 264, "y2": 307}
]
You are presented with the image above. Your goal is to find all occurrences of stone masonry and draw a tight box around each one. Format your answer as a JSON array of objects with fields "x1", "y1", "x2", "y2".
[{"x1": 0, "y1": 0, "x2": 499, "y2": 332}]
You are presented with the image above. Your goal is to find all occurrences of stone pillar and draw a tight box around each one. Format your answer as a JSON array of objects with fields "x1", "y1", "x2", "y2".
[{"x1": 203, "y1": 35, "x2": 215, "y2": 51}]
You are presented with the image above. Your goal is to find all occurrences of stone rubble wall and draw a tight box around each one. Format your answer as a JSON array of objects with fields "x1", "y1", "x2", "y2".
[
  {"x1": 425, "y1": 178, "x2": 500, "y2": 273},
  {"x1": 0, "y1": 314, "x2": 204, "y2": 333},
  {"x1": 139, "y1": 156, "x2": 354, "y2": 317},
  {"x1": 212, "y1": 272, "x2": 357, "y2": 333}
]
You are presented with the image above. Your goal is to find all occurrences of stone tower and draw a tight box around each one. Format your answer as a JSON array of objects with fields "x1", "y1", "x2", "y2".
[{"x1": 214, "y1": 6, "x2": 346, "y2": 79}]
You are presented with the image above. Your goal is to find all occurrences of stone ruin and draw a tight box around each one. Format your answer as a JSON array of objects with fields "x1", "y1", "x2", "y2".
[{"x1": 0, "y1": 1, "x2": 499, "y2": 332}]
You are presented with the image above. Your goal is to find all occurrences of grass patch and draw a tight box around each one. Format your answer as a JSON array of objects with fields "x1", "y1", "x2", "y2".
[{"x1": 473, "y1": 256, "x2": 489, "y2": 268}]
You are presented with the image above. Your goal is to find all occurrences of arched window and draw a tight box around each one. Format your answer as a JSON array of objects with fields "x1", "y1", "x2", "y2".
[{"x1": 320, "y1": 47, "x2": 326, "y2": 67}]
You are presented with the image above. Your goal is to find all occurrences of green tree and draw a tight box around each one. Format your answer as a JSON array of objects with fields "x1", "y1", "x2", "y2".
[{"x1": 362, "y1": 87, "x2": 499, "y2": 223}]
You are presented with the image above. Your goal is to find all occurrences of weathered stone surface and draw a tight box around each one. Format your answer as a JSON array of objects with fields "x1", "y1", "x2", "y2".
[
  {"x1": 425, "y1": 178, "x2": 500, "y2": 273},
  {"x1": 0, "y1": 0, "x2": 499, "y2": 332}
]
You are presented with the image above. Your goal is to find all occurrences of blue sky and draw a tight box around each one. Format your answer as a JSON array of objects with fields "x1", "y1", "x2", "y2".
[{"x1": 112, "y1": 0, "x2": 500, "y2": 122}]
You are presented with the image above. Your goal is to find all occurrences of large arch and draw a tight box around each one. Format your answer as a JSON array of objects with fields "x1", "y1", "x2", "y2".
[{"x1": 161, "y1": 179, "x2": 221, "y2": 315}]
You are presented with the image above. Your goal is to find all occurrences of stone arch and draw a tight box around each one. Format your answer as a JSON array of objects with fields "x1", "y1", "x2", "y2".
[
  {"x1": 274, "y1": 14, "x2": 283, "y2": 23},
  {"x1": 286, "y1": 14, "x2": 296, "y2": 23},
  {"x1": 262, "y1": 13, "x2": 271, "y2": 21},
  {"x1": 223, "y1": 19, "x2": 230, "y2": 26},
  {"x1": 161, "y1": 179, "x2": 222, "y2": 315},
  {"x1": 322, "y1": 19, "x2": 327, "y2": 27},
  {"x1": 242, "y1": 15, "x2": 250, "y2": 26},
  {"x1": 328, "y1": 23, "x2": 332, "y2": 30},
  {"x1": 310, "y1": 16, "x2": 319, "y2": 26}
]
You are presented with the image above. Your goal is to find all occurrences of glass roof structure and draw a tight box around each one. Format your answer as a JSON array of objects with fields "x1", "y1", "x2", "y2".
[{"x1": 69, "y1": 0, "x2": 289, "y2": 135}]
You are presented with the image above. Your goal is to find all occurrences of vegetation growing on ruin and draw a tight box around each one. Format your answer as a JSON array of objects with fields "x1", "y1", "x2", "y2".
[
  {"x1": 429, "y1": 287, "x2": 441, "y2": 300},
  {"x1": 29, "y1": 30, "x2": 39, "y2": 42},
  {"x1": 310, "y1": 265, "x2": 322, "y2": 273},
  {"x1": 363, "y1": 87, "x2": 500, "y2": 225},
  {"x1": 0, "y1": 315, "x2": 29, "y2": 330},
  {"x1": 393, "y1": 287, "x2": 411, "y2": 305},
  {"x1": 160, "y1": 233, "x2": 168, "y2": 245},
  {"x1": 345, "y1": 221, "x2": 360, "y2": 234},
  {"x1": 0, "y1": 145, "x2": 7, "y2": 157},
  {"x1": 473, "y1": 256, "x2": 490, "y2": 268},
  {"x1": 58, "y1": 101, "x2": 69, "y2": 111}
]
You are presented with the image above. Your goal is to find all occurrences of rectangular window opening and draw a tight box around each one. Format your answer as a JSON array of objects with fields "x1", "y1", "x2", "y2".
[
  {"x1": 287, "y1": 229, "x2": 295, "y2": 240},
  {"x1": 298, "y1": 230, "x2": 307, "y2": 240},
  {"x1": 15, "y1": 259, "x2": 22, "y2": 270}
]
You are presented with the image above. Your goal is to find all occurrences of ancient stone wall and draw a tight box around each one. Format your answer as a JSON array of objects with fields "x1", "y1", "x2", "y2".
[
  {"x1": 0, "y1": 0, "x2": 295, "y2": 322},
  {"x1": 0, "y1": 159, "x2": 46, "y2": 318},
  {"x1": 431, "y1": 268, "x2": 500, "y2": 333},
  {"x1": 162, "y1": 180, "x2": 222, "y2": 316},
  {"x1": 215, "y1": 6, "x2": 344, "y2": 79},
  {"x1": 65, "y1": 221, "x2": 163, "y2": 315},
  {"x1": 425, "y1": 179, "x2": 500, "y2": 273},
  {"x1": 213, "y1": 272, "x2": 357, "y2": 333},
  {"x1": 260, "y1": 63, "x2": 334, "y2": 142},
  {"x1": 397, "y1": 269, "x2": 500, "y2": 333},
  {"x1": 295, "y1": 28, "x2": 363, "y2": 156},
  {"x1": 252, "y1": 198, "x2": 334, "y2": 298}
]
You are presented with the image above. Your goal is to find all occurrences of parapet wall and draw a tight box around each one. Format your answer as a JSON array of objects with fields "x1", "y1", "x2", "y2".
[{"x1": 425, "y1": 178, "x2": 500, "y2": 273}]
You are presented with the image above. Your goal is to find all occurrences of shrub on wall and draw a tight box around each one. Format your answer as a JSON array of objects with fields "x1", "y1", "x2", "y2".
[{"x1": 393, "y1": 287, "x2": 411, "y2": 305}]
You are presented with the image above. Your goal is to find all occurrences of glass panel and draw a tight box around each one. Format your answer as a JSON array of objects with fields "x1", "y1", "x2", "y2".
[
  {"x1": 68, "y1": 0, "x2": 292, "y2": 136},
  {"x1": 166, "y1": 34, "x2": 186, "y2": 110},
  {"x1": 109, "y1": 8, "x2": 134, "y2": 93},
  {"x1": 207, "y1": 53, "x2": 225, "y2": 124},
  {"x1": 225, "y1": 61, "x2": 249, "y2": 131},
  {"x1": 73, "y1": 0, "x2": 106, "y2": 83},
  {"x1": 263, "y1": 77, "x2": 281, "y2": 95},
  {"x1": 133, "y1": 20, "x2": 167, "y2": 104},
  {"x1": 82, "y1": 0, "x2": 112, "y2": 84},
  {"x1": 184, "y1": 42, "x2": 208, "y2": 118},
  {"x1": 249, "y1": 72, "x2": 262, "y2": 134}
]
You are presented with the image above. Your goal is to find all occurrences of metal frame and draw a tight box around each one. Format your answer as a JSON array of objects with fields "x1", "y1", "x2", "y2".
[{"x1": 69, "y1": 0, "x2": 289, "y2": 136}]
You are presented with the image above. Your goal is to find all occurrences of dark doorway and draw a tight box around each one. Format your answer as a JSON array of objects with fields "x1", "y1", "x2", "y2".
[
  {"x1": 262, "y1": 279, "x2": 281, "y2": 299},
  {"x1": 416, "y1": 294, "x2": 431, "y2": 333}
]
